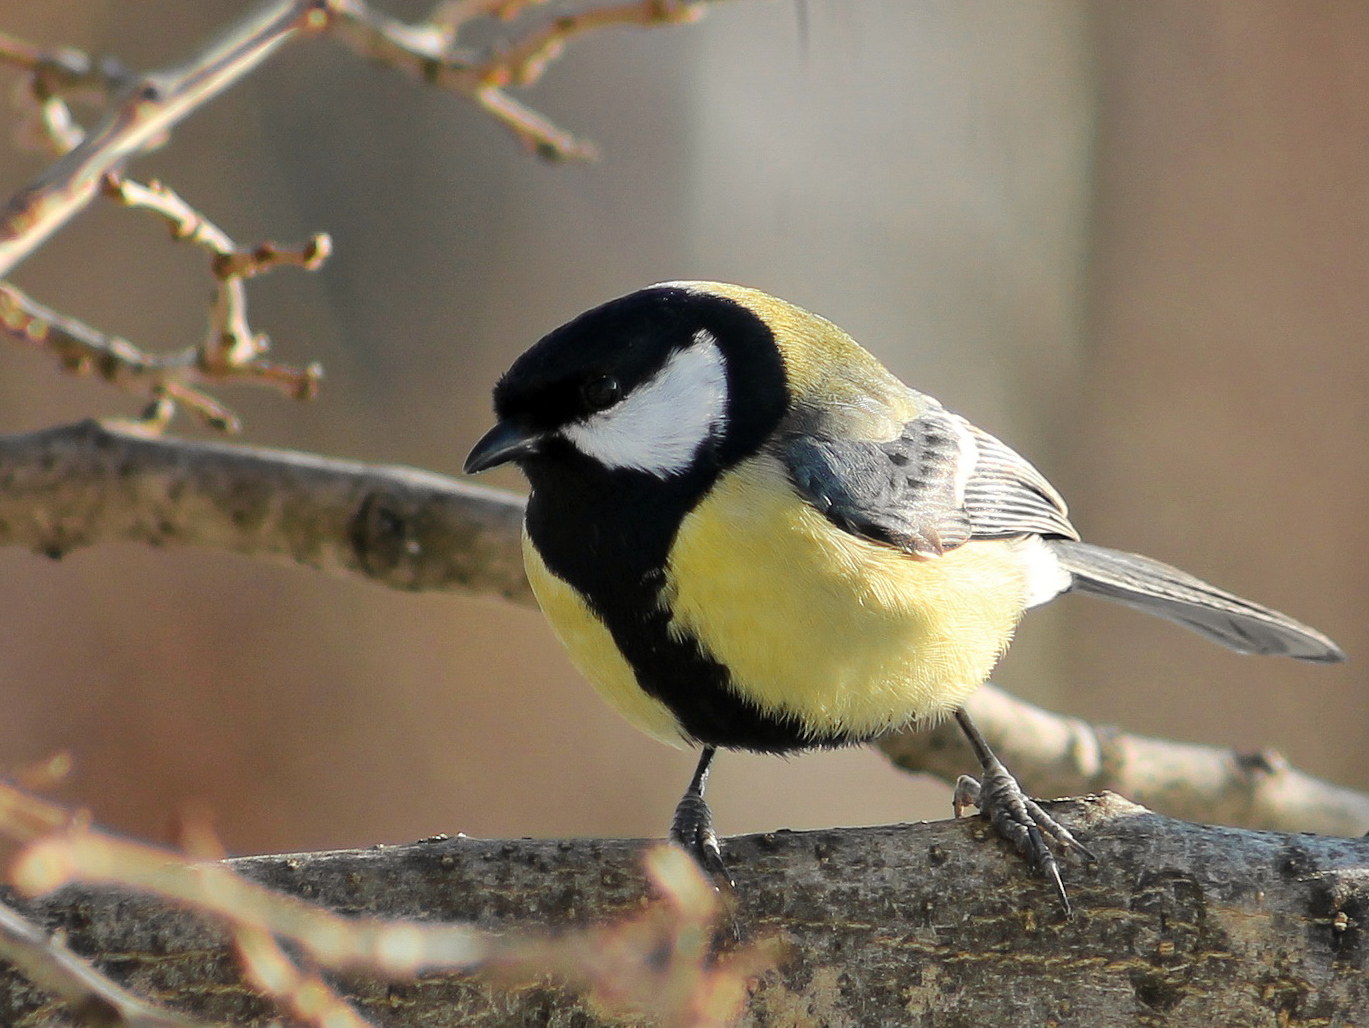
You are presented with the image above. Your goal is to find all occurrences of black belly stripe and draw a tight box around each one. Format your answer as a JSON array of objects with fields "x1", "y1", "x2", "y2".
[
  {"x1": 510, "y1": 285, "x2": 856, "y2": 752},
  {"x1": 524, "y1": 456, "x2": 858, "y2": 754}
]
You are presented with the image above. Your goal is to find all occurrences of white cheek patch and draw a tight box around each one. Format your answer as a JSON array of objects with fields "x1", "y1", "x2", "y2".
[{"x1": 562, "y1": 331, "x2": 728, "y2": 477}]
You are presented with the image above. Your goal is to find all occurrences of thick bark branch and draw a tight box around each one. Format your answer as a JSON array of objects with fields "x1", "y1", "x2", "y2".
[
  {"x1": 0, "y1": 901, "x2": 209, "y2": 1028},
  {"x1": 1, "y1": 420, "x2": 1365, "y2": 839},
  {"x1": 0, "y1": 420, "x2": 530, "y2": 603},
  {"x1": 3, "y1": 794, "x2": 1367, "y2": 1027}
]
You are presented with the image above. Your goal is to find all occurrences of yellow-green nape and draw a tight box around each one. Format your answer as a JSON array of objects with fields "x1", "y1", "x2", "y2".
[{"x1": 658, "y1": 281, "x2": 926, "y2": 436}]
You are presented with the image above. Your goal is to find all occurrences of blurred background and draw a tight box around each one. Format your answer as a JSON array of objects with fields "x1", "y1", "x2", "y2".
[{"x1": 0, "y1": 1, "x2": 1363, "y2": 856}]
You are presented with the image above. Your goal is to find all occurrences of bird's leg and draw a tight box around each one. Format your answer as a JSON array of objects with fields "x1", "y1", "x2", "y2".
[
  {"x1": 951, "y1": 707, "x2": 1094, "y2": 915},
  {"x1": 668, "y1": 746, "x2": 733, "y2": 888}
]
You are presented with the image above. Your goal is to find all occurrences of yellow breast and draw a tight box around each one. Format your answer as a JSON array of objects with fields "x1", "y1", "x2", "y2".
[
  {"x1": 522, "y1": 528, "x2": 689, "y2": 747},
  {"x1": 663, "y1": 455, "x2": 1031, "y2": 739}
]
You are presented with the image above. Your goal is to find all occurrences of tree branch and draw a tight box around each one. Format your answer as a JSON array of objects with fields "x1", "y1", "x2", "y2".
[
  {"x1": 0, "y1": 900, "x2": 211, "y2": 1028},
  {"x1": 0, "y1": 199, "x2": 326, "y2": 434},
  {"x1": 884, "y1": 686, "x2": 1369, "y2": 838},
  {"x1": 1, "y1": 419, "x2": 1365, "y2": 839},
  {"x1": 0, "y1": 1, "x2": 309, "y2": 277},
  {"x1": 0, "y1": 0, "x2": 736, "y2": 279},
  {"x1": 0, "y1": 420, "x2": 531, "y2": 603},
  {"x1": 0, "y1": 777, "x2": 773, "y2": 1028},
  {"x1": 0, "y1": 2, "x2": 736, "y2": 430},
  {"x1": 4, "y1": 794, "x2": 1367, "y2": 1027}
]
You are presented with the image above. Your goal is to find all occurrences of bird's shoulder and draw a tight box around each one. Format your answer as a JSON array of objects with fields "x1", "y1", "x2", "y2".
[{"x1": 772, "y1": 385, "x2": 1079, "y2": 557}]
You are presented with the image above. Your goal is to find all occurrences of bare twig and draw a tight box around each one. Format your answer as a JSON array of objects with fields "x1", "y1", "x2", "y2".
[
  {"x1": 11, "y1": 821, "x2": 488, "y2": 977},
  {"x1": 326, "y1": 0, "x2": 711, "y2": 161},
  {"x1": 0, "y1": 275, "x2": 322, "y2": 433},
  {"x1": 173, "y1": 809, "x2": 379, "y2": 1028},
  {"x1": 0, "y1": 1, "x2": 732, "y2": 429},
  {"x1": 101, "y1": 173, "x2": 328, "y2": 426},
  {"x1": 486, "y1": 846, "x2": 782, "y2": 1028},
  {"x1": 0, "y1": 770, "x2": 72, "y2": 843},
  {"x1": 0, "y1": 5, "x2": 322, "y2": 430},
  {"x1": 12, "y1": 752, "x2": 75, "y2": 794},
  {"x1": 0, "y1": 0, "x2": 734, "y2": 278},
  {"x1": 0, "y1": 420, "x2": 1364, "y2": 836},
  {"x1": 481, "y1": 1, "x2": 707, "y2": 89},
  {"x1": 322, "y1": 0, "x2": 605, "y2": 162},
  {"x1": 0, "y1": 1, "x2": 311, "y2": 277},
  {"x1": 0, "y1": 787, "x2": 207, "y2": 1027},
  {"x1": 0, "y1": 30, "x2": 138, "y2": 155},
  {"x1": 464, "y1": 0, "x2": 709, "y2": 159},
  {"x1": 233, "y1": 926, "x2": 376, "y2": 1028}
]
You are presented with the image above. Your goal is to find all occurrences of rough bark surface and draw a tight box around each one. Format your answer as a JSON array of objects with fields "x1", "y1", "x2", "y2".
[
  {"x1": 2, "y1": 794, "x2": 1366, "y2": 1027},
  {"x1": 0, "y1": 420, "x2": 531, "y2": 602}
]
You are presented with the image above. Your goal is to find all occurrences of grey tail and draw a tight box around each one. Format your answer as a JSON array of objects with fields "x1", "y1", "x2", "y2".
[{"x1": 1048, "y1": 539, "x2": 1346, "y2": 663}]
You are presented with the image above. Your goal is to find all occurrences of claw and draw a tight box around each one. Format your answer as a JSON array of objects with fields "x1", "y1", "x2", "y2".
[
  {"x1": 953, "y1": 708, "x2": 1090, "y2": 915},
  {"x1": 670, "y1": 787, "x2": 733, "y2": 888},
  {"x1": 668, "y1": 747, "x2": 735, "y2": 891},
  {"x1": 952, "y1": 773, "x2": 981, "y2": 818}
]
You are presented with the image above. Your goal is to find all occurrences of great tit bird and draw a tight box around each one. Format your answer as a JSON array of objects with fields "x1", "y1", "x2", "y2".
[{"x1": 464, "y1": 281, "x2": 1345, "y2": 909}]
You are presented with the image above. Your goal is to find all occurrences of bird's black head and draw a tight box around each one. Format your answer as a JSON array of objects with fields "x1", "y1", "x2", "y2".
[{"x1": 464, "y1": 283, "x2": 790, "y2": 483}]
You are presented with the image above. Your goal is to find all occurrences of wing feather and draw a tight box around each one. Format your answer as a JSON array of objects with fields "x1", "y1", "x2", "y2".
[
  {"x1": 775, "y1": 384, "x2": 1344, "y2": 665},
  {"x1": 960, "y1": 422, "x2": 1078, "y2": 541},
  {"x1": 780, "y1": 400, "x2": 1078, "y2": 556}
]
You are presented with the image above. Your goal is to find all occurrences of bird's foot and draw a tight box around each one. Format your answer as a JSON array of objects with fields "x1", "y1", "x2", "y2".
[
  {"x1": 953, "y1": 766, "x2": 1095, "y2": 915},
  {"x1": 669, "y1": 788, "x2": 734, "y2": 890}
]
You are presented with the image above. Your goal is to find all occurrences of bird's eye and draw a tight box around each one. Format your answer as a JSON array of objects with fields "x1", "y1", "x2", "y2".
[{"x1": 581, "y1": 375, "x2": 622, "y2": 411}]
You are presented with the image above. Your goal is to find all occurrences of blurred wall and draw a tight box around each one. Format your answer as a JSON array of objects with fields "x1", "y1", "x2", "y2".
[
  {"x1": 0, "y1": 1, "x2": 1355, "y2": 860},
  {"x1": 1069, "y1": 2, "x2": 1366, "y2": 787}
]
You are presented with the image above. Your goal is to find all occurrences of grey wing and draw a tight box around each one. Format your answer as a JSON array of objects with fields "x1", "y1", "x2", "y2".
[
  {"x1": 782, "y1": 405, "x2": 972, "y2": 557},
  {"x1": 960, "y1": 422, "x2": 1078, "y2": 541},
  {"x1": 780, "y1": 397, "x2": 1346, "y2": 663},
  {"x1": 780, "y1": 401, "x2": 1078, "y2": 558}
]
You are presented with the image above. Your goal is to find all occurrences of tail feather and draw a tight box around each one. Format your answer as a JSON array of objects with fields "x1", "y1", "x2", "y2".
[{"x1": 1047, "y1": 539, "x2": 1345, "y2": 664}]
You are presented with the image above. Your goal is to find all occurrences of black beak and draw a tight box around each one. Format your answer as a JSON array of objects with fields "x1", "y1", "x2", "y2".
[{"x1": 464, "y1": 420, "x2": 545, "y2": 474}]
